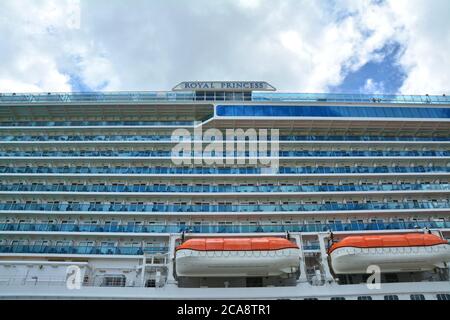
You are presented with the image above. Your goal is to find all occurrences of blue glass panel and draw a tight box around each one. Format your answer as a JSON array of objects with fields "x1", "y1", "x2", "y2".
[{"x1": 216, "y1": 105, "x2": 450, "y2": 119}]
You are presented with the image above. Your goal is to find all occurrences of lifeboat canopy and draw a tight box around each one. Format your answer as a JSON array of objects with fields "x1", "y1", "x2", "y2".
[
  {"x1": 329, "y1": 233, "x2": 448, "y2": 254},
  {"x1": 328, "y1": 233, "x2": 450, "y2": 274},
  {"x1": 176, "y1": 237, "x2": 299, "y2": 252},
  {"x1": 175, "y1": 237, "x2": 300, "y2": 278}
]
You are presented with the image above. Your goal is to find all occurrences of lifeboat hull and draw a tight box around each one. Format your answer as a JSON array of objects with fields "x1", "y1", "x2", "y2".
[
  {"x1": 176, "y1": 249, "x2": 300, "y2": 277},
  {"x1": 330, "y1": 244, "x2": 450, "y2": 274}
]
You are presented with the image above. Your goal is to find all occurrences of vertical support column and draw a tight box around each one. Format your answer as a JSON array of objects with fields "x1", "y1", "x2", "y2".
[
  {"x1": 140, "y1": 255, "x2": 147, "y2": 287},
  {"x1": 447, "y1": 263, "x2": 450, "y2": 281},
  {"x1": 166, "y1": 234, "x2": 180, "y2": 285},
  {"x1": 317, "y1": 232, "x2": 335, "y2": 283},
  {"x1": 291, "y1": 234, "x2": 308, "y2": 283}
]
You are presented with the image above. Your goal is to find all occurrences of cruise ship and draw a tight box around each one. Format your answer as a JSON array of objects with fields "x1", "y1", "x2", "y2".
[{"x1": 0, "y1": 81, "x2": 450, "y2": 300}]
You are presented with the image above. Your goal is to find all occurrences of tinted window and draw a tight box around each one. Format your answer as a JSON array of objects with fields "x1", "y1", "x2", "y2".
[
  {"x1": 216, "y1": 105, "x2": 450, "y2": 119},
  {"x1": 410, "y1": 294, "x2": 426, "y2": 301},
  {"x1": 437, "y1": 294, "x2": 450, "y2": 301},
  {"x1": 384, "y1": 295, "x2": 399, "y2": 300}
]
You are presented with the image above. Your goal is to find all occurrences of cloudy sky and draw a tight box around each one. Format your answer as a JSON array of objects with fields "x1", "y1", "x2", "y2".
[{"x1": 0, "y1": 0, "x2": 449, "y2": 95}]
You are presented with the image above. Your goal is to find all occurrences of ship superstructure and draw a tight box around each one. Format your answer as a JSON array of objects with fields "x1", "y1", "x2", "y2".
[{"x1": 0, "y1": 82, "x2": 449, "y2": 300}]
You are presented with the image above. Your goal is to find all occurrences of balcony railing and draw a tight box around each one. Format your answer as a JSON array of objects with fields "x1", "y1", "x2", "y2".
[
  {"x1": 0, "y1": 245, "x2": 167, "y2": 255},
  {"x1": 1, "y1": 183, "x2": 449, "y2": 193},
  {"x1": 1, "y1": 150, "x2": 449, "y2": 157},
  {"x1": 1, "y1": 201, "x2": 449, "y2": 213},
  {"x1": 1, "y1": 165, "x2": 449, "y2": 175},
  {"x1": 1, "y1": 134, "x2": 449, "y2": 142},
  {"x1": 0, "y1": 91, "x2": 449, "y2": 105},
  {"x1": 1, "y1": 221, "x2": 449, "y2": 234},
  {"x1": 0, "y1": 121, "x2": 196, "y2": 127}
]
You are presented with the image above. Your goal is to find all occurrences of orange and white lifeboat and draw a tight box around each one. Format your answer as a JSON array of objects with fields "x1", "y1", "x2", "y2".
[
  {"x1": 175, "y1": 237, "x2": 300, "y2": 277},
  {"x1": 328, "y1": 233, "x2": 450, "y2": 274}
]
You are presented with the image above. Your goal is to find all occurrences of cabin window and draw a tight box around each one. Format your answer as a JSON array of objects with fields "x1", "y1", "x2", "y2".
[
  {"x1": 410, "y1": 294, "x2": 426, "y2": 301},
  {"x1": 101, "y1": 275, "x2": 126, "y2": 287},
  {"x1": 146, "y1": 279, "x2": 156, "y2": 288},
  {"x1": 384, "y1": 295, "x2": 399, "y2": 300}
]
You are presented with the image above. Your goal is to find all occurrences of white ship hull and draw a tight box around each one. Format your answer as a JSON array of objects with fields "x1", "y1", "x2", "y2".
[{"x1": 2, "y1": 281, "x2": 450, "y2": 300}]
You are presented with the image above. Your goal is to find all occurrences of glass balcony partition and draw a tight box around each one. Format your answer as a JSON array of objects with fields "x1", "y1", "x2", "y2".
[
  {"x1": 1, "y1": 201, "x2": 449, "y2": 213},
  {"x1": 1, "y1": 165, "x2": 449, "y2": 175},
  {"x1": 1, "y1": 134, "x2": 449, "y2": 142},
  {"x1": 1, "y1": 150, "x2": 449, "y2": 157},
  {"x1": 1, "y1": 183, "x2": 449, "y2": 193},
  {"x1": 1, "y1": 91, "x2": 449, "y2": 105}
]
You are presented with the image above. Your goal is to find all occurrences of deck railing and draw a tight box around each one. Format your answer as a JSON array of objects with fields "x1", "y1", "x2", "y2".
[{"x1": 0, "y1": 91, "x2": 449, "y2": 105}]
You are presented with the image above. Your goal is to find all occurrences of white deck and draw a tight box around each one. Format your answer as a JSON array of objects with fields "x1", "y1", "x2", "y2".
[{"x1": 1, "y1": 282, "x2": 449, "y2": 300}]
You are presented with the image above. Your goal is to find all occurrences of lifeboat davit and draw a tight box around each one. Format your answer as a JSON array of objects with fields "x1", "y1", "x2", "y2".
[
  {"x1": 328, "y1": 233, "x2": 450, "y2": 274},
  {"x1": 175, "y1": 237, "x2": 300, "y2": 277}
]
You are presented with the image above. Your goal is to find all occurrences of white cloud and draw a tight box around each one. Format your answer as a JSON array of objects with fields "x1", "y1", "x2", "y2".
[
  {"x1": 0, "y1": 0, "x2": 77, "y2": 92},
  {"x1": 386, "y1": 0, "x2": 450, "y2": 95},
  {"x1": 236, "y1": 0, "x2": 262, "y2": 10},
  {"x1": 361, "y1": 78, "x2": 385, "y2": 94},
  {"x1": 0, "y1": 0, "x2": 448, "y2": 94}
]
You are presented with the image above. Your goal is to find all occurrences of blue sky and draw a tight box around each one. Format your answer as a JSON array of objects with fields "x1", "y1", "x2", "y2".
[
  {"x1": 0, "y1": 0, "x2": 449, "y2": 95},
  {"x1": 331, "y1": 43, "x2": 406, "y2": 94}
]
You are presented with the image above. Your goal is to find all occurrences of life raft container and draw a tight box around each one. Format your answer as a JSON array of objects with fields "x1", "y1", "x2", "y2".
[
  {"x1": 328, "y1": 233, "x2": 450, "y2": 274},
  {"x1": 175, "y1": 237, "x2": 300, "y2": 277}
]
